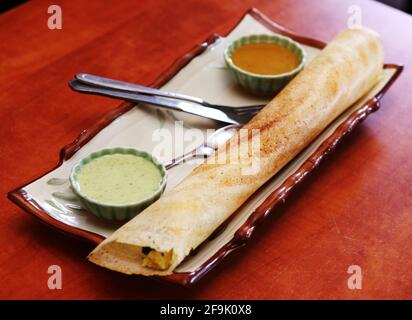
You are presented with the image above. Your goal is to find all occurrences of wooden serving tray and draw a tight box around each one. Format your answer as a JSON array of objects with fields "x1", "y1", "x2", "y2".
[{"x1": 8, "y1": 8, "x2": 403, "y2": 286}]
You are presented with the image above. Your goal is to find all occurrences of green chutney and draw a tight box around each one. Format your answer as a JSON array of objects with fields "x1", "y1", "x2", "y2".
[{"x1": 77, "y1": 154, "x2": 162, "y2": 205}]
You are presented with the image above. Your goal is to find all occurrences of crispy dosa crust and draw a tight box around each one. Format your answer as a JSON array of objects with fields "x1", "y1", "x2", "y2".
[{"x1": 88, "y1": 27, "x2": 383, "y2": 276}]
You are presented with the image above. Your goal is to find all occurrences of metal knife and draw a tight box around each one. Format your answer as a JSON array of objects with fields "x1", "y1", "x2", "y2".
[{"x1": 68, "y1": 80, "x2": 243, "y2": 124}]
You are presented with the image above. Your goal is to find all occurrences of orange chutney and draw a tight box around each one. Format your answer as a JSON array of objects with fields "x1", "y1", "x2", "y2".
[{"x1": 231, "y1": 42, "x2": 299, "y2": 75}]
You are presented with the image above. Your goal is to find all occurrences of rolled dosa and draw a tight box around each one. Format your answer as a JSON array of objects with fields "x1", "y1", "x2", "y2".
[{"x1": 88, "y1": 27, "x2": 384, "y2": 275}]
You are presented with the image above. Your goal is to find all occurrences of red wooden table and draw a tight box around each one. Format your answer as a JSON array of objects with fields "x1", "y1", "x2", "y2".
[{"x1": 1, "y1": 0, "x2": 411, "y2": 299}]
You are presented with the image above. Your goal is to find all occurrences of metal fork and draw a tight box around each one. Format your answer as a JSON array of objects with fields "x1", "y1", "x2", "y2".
[
  {"x1": 70, "y1": 73, "x2": 266, "y2": 124},
  {"x1": 164, "y1": 124, "x2": 240, "y2": 169}
]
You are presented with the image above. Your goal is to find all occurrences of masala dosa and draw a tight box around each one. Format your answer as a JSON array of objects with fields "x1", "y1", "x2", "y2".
[{"x1": 88, "y1": 27, "x2": 384, "y2": 275}]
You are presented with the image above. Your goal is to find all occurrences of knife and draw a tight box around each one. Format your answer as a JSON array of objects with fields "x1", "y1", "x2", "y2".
[{"x1": 68, "y1": 80, "x2": 241, "y2": 124}]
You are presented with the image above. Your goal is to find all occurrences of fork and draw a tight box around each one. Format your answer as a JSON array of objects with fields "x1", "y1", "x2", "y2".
[
  {"x1": 164, "y1": 124, "x2": 240, "y2": 169},
  {"x1": 72, "y1": 73, "x2": 266, "y2": 122}
]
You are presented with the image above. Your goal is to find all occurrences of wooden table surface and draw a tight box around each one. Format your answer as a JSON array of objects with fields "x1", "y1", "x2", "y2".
[{"x1": 1, "y1": 0, "x2": 411, "y2": 299}]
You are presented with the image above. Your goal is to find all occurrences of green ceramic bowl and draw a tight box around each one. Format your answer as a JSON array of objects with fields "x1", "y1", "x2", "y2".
[
  {"x1": 224, "y1": 34, "x2": 306, "y2": 95},
  {"x1": 70, "y1": 148, "x2": 167, "y2": 221}
]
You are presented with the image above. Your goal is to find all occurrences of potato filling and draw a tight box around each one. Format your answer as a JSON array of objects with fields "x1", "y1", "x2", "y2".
[{"x1": 141, "y1": 247, "x2": 173, "y2": 270}]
